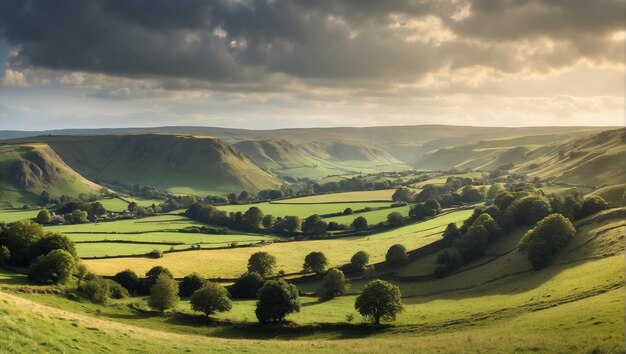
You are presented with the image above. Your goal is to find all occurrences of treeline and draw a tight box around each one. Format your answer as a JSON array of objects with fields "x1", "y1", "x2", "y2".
[{"x1": 434, "y1": 189, "x2": 609, "y2": 277}]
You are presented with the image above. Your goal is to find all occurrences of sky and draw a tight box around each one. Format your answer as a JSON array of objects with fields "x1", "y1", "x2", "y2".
[{"x1": 0, "y1": 0, "x2": 624, "y2": 130}]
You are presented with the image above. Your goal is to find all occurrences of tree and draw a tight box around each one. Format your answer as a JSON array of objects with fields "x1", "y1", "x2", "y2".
[
  {"x1": 36, "y1": 209, "x2": 52, "y2": 224},
  {"x1": 68, "y1": 209, "x2": 88, "y2": 224},
  {"x1": 127, "y1": 201, "x2": 138, "y2": 213},
  {"x1": 229, "y1": 272, "x2": 265, "y2": 299},
  {"x1": 442, "y1": 223, "x2": 460, "y2": 244},
  {"x1": 78, "y1": 276, "x2": 111, "y2": 304},
  {"x1": 28, "y1": 249, "x2": 76, "y2": 284},
  {"x1": 487, "y1": 183, "x2": 506, "y2": 199},
  {"x1": 392, "y1": 188, "x2": 413, "y2": 203},
  {"x1": 386, "y1": 211, "x2": 405, "y2": 227},
  {"x1": 88, "y1": 202, "x2": 106, "y2": 219},
  {"x1": 302, "y1": 214, "x2": 327, "y2": 237},
  {"x1": 145, "y1": 266, "x2": 173, "y2": 288},
  {"x1": 580, "y1": 196, "x2": 608, "y2": 218},
  {"x1": 385, "y1": 244, "x2": 409, "y2": 267},
  {"x1": 355, "y1": 280, "x2": 404, "y2": 325},
  {"x1": 113, "y1": 269, "x2": 141, "y2": 295},
  {"x1": 0, "y1": 246, "x2": 10, "y2": 265},
  {"x1": 519, "y1": 214, "x2": 576, "y2": 270},
  {"x1": 262, "y1": 214, "x2": 276, "y2": 229},
  {"x1": 505, "y1": 195, "x2": 551, "y2": 227},
  {"x1": 238, "y1": 191, "x2": 251, "y2": 202},
  {"x1": 30, "y1": 232, "x2": 77, "y2": 260},
  {"x1": 1, "y1": 220, "x2": 44, "y2": 266},
  {"x1": 39, "y1": 191, "x2": 51, "y2": 205},
  {"x1": 243, "y1": 207, "x2": 264, "y2": 228},
  {"x1": 409, "y1": 202, "x2": 437, "y2": 220},
  {"x1": 303, "y1": 251, "x2": 328, "y2": 274},
  {"x1": 472, "y1": 213, "x2": 503, "y2": 241},
  {"x1": 247, "y1": 252, "x2": 277, "y2": 278},
  {"x1": 148, "y1": 273, "x2": 180, "y2": 313},
  {"x1": 424, "y1": 199, "x2": 442, "y2": 214},
  {"x1": 494, "y1": 191, "x2": 516, "y2": 211},
  {"x1": 319, "y1": 268, "x2": 348, "y2": 301},
  {"x1": 255, "y1": 279, "x2": 300, "y2": 323},
  {"x1": 74, "y1": 263, "x2": 89, "y2": 286},
  {"x1": 352, "y1": 216, "x2": 368, "y2": 231},
  {"x1": 350, "y1": 251, "x2": 370, "y2": 270},
  {"x1": 190, "y1": 282, "x2": 232, "y2": 317},
  {"x1": 179, "y1": 273, "x2": 207, "y2": 297},
  {"x1": 455, "y1": 225, "x2": 489, "y2": 262},
  {"x1": 274, "y1": 215, "x2": 301, "y2": 234}
]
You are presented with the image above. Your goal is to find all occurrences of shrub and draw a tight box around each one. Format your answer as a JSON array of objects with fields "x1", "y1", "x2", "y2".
[
  {"x1": 255, "y1": 279, "x2": 300, "y2": 323},
  {"x1": 148, "y1": 274, "x2": 180, "y2": 313},
  {"x1": 580, "y1": 196, "x2": 608, "y2": 219},
  {"x1": 247, "y1": 252, "x2": 277, "y2": 278},
  {"x1": 74, "y1": 263, "x2": 89, "y2": 286},
  {"x1": 113, "y1": 269, "x2": 141, "y2": 295},
  {"x1": 148, "y1": 249, "x2": 163, "y2": 258},
  {"x1": 350, "y1": 251, "x2": 370, "y2": 270},
  {"x1": 519, "y1": 214, "x2": 576, "y2": 270},
  {"x1": 303, "y1": 251, "x2": 328, "y2": 274},
  {"x1": 385, "y1": 244, "x2": 408, "y2": 267},
  {"x1": 386, "y1": 212, "x2": 405, "y2": 227},
  {"x1": 229, "y1": 272, "x2": 265, "y2": 299},
  {"x1": 190, "y1": 282, "x2": 232, "y2": 317},
  {"x1": 78, "y1": 276, "x2": 111, "y2": 303},
  {"x1": 442, "y1": 223, "x2": 460, "y2": 244},
  {"x1": 36, "y1": 209, "x2": 52, "y2": 224},
  {"x1": 351, "y1": 216, "x2": 368, "y2": 231},
  {"x1": 28, "y1": 249, "x2": 76, "y2": 284},
  {"x1": 354, "y1": 280, "x2": 403, "y2": 325},
  {"x1": 319, "y1": 268, "x2": 348, "y2": 301},
  {"x1": 179, "y1": 273, "x2": 206, "y2": 297}
]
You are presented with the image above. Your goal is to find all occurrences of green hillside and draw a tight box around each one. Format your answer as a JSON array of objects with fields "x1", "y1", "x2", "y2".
[
  {"x1": 18, "y1": 135, "x2": 283, "y2": 195},
  {"x1": 234, "y1": 138, "x2": 409, "y2": 179},
  {"x1": 0, "y1": 144, "x2": 102, "y2": 207}
]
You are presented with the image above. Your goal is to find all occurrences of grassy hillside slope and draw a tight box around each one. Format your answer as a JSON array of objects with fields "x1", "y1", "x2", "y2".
[
  {"x1": 0, "y1": 144, "x2": 102, "y2": 207},
  {"x1": 18, "y1": 135, "x2": 283, "y2": 195}
]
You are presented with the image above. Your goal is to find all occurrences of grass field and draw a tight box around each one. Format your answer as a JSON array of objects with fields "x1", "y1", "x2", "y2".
[
  {"x1": 216, "y1": 201, "x2": 393, "y2": 219},
  {"x1": 45, "y1": 214, "x2": 207, "y2": 234},
  {"x1": 324, "y1": 204, "x2": 412, "y2": 225},
  {"x1": 273, "y1": 190, "x2": 395, "y2": 203},
  {"x1": 83, "y1": 209, "x2": 473, "y2": 278},
  {"x1": 0, "y1": 208, "x2": 39, "y2": 223}
]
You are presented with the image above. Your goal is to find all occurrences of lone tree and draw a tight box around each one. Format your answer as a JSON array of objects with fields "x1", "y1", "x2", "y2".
[
  {"x1": 28, "y1": 249, "x2": 76, "y2": 284},
  {"x1": 255, "y1": 279, "x2": 300, "y2": 323},
  {"x1": 519, "y1": 213, "x2": 576, "y2": 270},
  {"x1": 355, "y1": 280, "x2": 404, "y2": 325},
  {"x1": 148, "y1": 273, "x2": 180, "y2": 313},
  {"x1": 350, "y1": 250, "x2": 370, "y2": 270},
  {"x1": 351, "y1": 216, "x2": 368, "y2": 231},
  {"x1": 179, "y1": 273, "x2": 207, "y2": 297},
  {"x1": 385, "y1": 244, "x2": 409, "y2": 267},
  {"x1": 303, "y1": 251, "x2": 328, "y2": 274},
  {"x1": 319, "y1": 268, "x2": 348, "y2": 301},
  {"x1": 247, "y1": 252, "x2": 277, "y2": 278},
  {"x1": 229, "y1": 272, "x2": 265, "y2": 299},
  {"x1": 36, "y1": 210, "x2": 52, "y2": 224},
  {"x1": 190, "y1": 282, "x2": 232, "y2": 317}
]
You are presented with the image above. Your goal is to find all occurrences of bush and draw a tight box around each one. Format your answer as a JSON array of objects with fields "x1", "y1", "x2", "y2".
[
  {"x1": 30, "y1": 232, "x2": 77, "y2": 260},
  {"x1": 190, "y1": 282, "x2": 232, "y2": 317},
  {"x1": 247, "y1": 252, "x2": 277, "y2": 278},
  {"x1": 386, "y1": 211, "x2": 405, "y2": 227},
  {"x1": 442, "y1": 223, "x2": 460, "y2": 244},
  {"x1": 229, "y1": 272, "x2": 265, "y2": 299},
  {"x1": 179, "y1": 273, "x2": 206, "y2": 297},
  {"x1": 36, "y1": 209, "x2": 52, "y2": 224},
  {"x1": 148, "y1": 249, "x2": 163, "y2": 258},
  {"x1": 255, "y1": 279, "x2": 300, "y2": 323},
  {"x1": 0, "y1": 246, "x2": 10, "y2": 265},
  {"x1": 580, "y1": 196, "x2": 608, "y2": 218},
  {"x1": 28, "y1": 249, "x2": 76, "y2": 284},
  {"x1": 385, "y1": 244, "x2": 408, "y2": 267},
  {"x1": 113, "y1": 269, "x2": 141, "y2": 295},
  {"x1": 350, "y1": 251, "x2": 370, "y2": 270},
  {"x1": 1, "y1": 220, "x2": 44, "y2": 266},
  {"x1": 355, "y1": 280, "x2": 403, "y2": 325},
  {"x1": 519, "y1": 214, "x2": 576, "y2": 270},
  {"x1": 148, "y1": 274, "x2": 180, "y2": 313},
  {"x1": 434, "y1": 250, "x2": 463, "y2": 278},
  {"x1": 351, "y1": 216, "x2": 368, "y2": 231},
  {"x1": 303, "y1": 251, "x2": 328, "y2": 274},
  {"x1": 78, "y1": 276, "x2": 111, "y2": 303},
  {"x1": 302, "y1": 215, "x2": 328, "y2": 237},
  {"x1": 319, "y1": 268, "x2": 348, "y2": 301},
  {"x1": 455, "y1": 225, "x2": 489, "y2": 262}
]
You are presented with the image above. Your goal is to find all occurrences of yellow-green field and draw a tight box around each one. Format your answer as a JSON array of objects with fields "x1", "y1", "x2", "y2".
[
  {"x1": 273, "y1": 189, "x2": 395, "y2": 203},
  {"x1": 216, "y1": 201, "x2": 393, "y2": 219},
  {"x1": 83, "y1": 209, "x2": 473, "y2": 277}
]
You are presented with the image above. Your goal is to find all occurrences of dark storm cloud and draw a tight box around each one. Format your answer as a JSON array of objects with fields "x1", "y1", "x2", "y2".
[{"x1": 0, "y1": 0, "x2": 623, "y2": 88}]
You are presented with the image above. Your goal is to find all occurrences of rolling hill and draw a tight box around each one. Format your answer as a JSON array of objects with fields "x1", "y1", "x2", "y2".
[
  {"x1": 10, "y1": 135, "x2": 283, "y2": 195},
  {"x1": 234, "y1": 138, "x2": 409, "y2": 179},
  {"x1": 0, "y1": 144, "x2": 102, "y2": 207}
]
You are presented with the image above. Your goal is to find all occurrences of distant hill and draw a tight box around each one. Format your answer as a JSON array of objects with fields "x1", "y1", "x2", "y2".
[
  {"x1": 9, "y1": 135, "x2": 283, "y2": 195},
  {"x1": 234, "y1": 138, "x2": 409, "y2": 179},
  {"x1": 0, "y1": 144, "x2": 102, "y2": 207}
]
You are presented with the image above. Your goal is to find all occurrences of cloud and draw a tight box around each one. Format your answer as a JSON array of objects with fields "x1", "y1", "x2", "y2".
[
  {"x1": 0, "y1": 0, "x2": 622, "y2": 93},
  {"x1": 1, "y1": 68, "x2": 28, "y2": 87}
]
